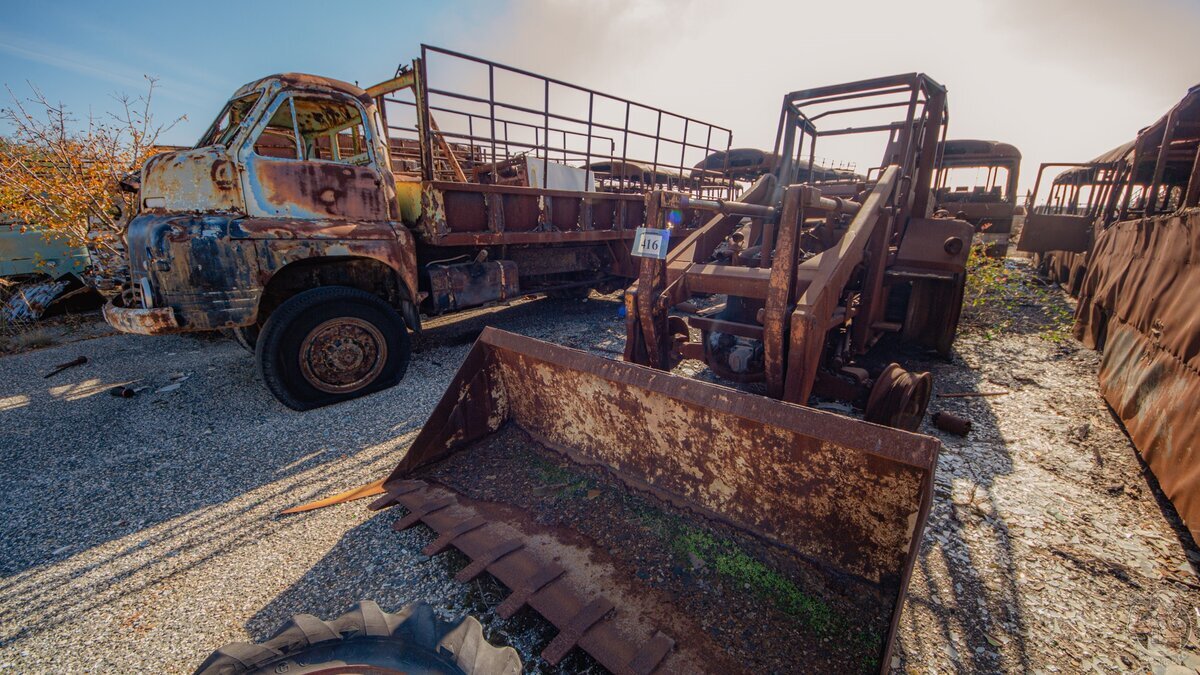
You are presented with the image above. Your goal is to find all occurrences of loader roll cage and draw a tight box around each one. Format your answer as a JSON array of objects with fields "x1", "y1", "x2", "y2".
[
  {"x1": 774, "y1": 74, "x2": 948, "y2": 211},
  {"x1": 626, "y1": 73, "x2": 961, "y2": 415}
]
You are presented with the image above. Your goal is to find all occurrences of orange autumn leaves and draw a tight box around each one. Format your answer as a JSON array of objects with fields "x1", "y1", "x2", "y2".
[{"x1": 0, "y1": 77, "x2": 183, "y2": 254}]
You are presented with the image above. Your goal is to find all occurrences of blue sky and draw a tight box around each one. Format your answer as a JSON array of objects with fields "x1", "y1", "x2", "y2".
[
  {"x1": 0, "y1": 1, "x2": 505, "y2": 144},
  {"x1": 2, "y1": 0, "x2": 1198, "y2": 194}
]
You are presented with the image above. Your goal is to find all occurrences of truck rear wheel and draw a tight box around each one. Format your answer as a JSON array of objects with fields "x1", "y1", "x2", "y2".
[
  {"x1": 194, "y1": 601, "x2": 521, "y2": 675},
  {"x1": 256, "y1": 286, "x2": 410, "y2": 411}
]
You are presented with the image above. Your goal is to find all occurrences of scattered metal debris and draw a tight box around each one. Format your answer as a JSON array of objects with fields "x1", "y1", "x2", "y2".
[
  {"x1": 932, "y1": 410, "x2": 972, "y2": 436},
  {"x1": 42, "y1": 355, "x2": 86, "y2": 378},
  {"x1": 1, "y1": 273, "x2": 103, "y2": 323},
  {"x1": 937, "y1": 390, "x2": 1009, "y2": 398}
]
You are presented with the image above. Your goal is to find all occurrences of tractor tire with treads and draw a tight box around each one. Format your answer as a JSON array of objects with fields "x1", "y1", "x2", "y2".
[
  {"x1": 194, "y1": 601, "x2": 521, "y2": 675},
  {"x1": 256, "y1": 286, "x2": 410, "y2": 411}
]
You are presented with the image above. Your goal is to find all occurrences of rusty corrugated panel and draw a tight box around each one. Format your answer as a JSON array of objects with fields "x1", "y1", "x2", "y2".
[
  {"x1": 1075, "y1": 208, "x2": 1200, "y2": 540},
  {"x1": 380, "y1": 328, "x2": 941, "y2": 672}
]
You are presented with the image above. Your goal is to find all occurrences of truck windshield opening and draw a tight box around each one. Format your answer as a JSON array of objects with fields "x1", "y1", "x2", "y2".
[{"x1": 197, "y1": 93, "x2": 262, "y2": 148}]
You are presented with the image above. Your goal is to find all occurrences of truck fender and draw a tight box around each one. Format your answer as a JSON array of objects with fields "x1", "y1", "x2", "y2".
[{"x1": 249, "y1": 229, "x2": 420, "y2": 329}]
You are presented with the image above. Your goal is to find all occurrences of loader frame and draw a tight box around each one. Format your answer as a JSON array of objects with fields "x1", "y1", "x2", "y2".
[{"x1": 624, "y1": 74, "x2": 970, "y2": 422}]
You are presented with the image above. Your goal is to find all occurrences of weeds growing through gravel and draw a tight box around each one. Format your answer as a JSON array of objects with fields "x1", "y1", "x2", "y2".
[{"x1": 963, "y1": 247, "x2": 1074, "y2": 340}]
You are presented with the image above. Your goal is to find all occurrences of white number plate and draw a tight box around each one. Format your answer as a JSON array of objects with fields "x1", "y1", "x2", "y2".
[{"x1": 632, "y1": 227, "x2": 670, "y2": 259}]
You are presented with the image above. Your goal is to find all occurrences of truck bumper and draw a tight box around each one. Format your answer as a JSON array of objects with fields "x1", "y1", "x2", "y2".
[{"x1": 103, "y1": 298, "x2": 182, "y2": 335}]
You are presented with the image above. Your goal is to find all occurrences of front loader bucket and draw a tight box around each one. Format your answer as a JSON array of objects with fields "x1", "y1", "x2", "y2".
[{"x1": 373, "y1": 328, "x2": 938, "y2": 673}]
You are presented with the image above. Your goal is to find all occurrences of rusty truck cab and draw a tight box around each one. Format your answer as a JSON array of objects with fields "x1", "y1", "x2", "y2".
[
  {"x1": 104, "y1": 73, "x2": 426, "y2": 409},
  {"x1": 105, "y1": 73, "x2": 420, "y2": 336},
  {"x1": 933, "y1": 139, "x2": 1021, "y2": 256}
]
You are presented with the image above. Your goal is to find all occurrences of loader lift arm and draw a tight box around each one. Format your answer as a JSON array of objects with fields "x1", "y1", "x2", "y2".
[{"x1": 624, "y1": 74, "x2": 967, "y2": 429}]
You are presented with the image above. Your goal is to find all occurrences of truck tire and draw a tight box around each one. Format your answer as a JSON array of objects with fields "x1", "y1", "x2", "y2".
[
  {"x1": 256, "y1": 286, "x2": 410, "y2": 411},
  {"x1": 195, "y1": 601, "x2": 521, "y2": 675}
]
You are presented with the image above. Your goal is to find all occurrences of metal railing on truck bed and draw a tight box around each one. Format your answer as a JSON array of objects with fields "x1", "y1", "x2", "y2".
[{"x1": 374, "y1": 45, "x2": 736, "y2": 248}]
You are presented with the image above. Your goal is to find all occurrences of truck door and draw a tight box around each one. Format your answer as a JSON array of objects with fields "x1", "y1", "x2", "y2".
[
  {"x1": 1016, "y1": 212, "x2": 1092, "y2": 253},
  {"x1": 1016, "y1": 163, "x2": 1096, "y2": 254},
  {"x1": 238, "y1": 93, "x2": 392, "y2": 222}
]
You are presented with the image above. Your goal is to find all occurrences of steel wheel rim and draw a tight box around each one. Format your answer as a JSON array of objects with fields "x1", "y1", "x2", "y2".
[
  {"x1": 866, "y1": 363, "x2": 931, "y2": 431},
  {"x1": 299, "y1": 317, "x2": 388, "y2": 394}
]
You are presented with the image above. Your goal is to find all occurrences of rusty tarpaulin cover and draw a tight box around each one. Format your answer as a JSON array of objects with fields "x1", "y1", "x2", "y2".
[
  {"x1": 1075, "y1": 207, "x2": 1200, "y2": 541},
  {"x1": 1041, "y1": 250, "x2": 1089, "y2": 298}
]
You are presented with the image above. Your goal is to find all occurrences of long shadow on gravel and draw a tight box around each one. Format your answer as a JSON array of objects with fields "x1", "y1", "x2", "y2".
[
  {"x1": 860, "y1": 259, "x2": 1077, "y2": 671},
  {"x1": 0, "y1": 294, "x2": 625, "y2": 652},
  {"x1": 893, "y1": 258, "x2": 1200, "y2": 671},
  {"x1": 887, "y1": 335, "x2": 1033, "y2": 673}
]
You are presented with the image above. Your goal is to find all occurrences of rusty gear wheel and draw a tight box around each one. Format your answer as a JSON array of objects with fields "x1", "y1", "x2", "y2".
[
  {"x1": 195, "y1": 601, "x2": 521, "y2": 675},
  {"x1": 864, "y1": 363, "x2": 932, "y2": 431}
]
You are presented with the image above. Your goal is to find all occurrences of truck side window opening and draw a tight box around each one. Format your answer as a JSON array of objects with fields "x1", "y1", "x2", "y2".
[
  {"x1": 248, "y1": 95, "x2": 371, "y2": 165},
  {"x1": 198, "y1": 93, "x2": 262, "y2": 148},
  {"x1": 253, "y1": 99, "x2": 301, "y2": 158},
  {"x1": 291, "y1": 97, "x2": 372, "y2": 166}
]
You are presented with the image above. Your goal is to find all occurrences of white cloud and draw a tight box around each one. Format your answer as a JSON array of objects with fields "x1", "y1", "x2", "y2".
[{"x1": 434, "y1": 0, "x2": 1200, "y2": 194}]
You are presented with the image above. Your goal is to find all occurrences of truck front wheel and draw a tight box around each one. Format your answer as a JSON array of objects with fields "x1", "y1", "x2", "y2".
[{"x1": 256, "y1": 286, "x2": 410, "y2": 410}]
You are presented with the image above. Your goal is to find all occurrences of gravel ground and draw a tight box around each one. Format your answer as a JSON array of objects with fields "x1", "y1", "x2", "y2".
[
  {"x1": 0, "y1": 266, "x2": 1198, "y2": 674},
  {"x1": 0, "y1": 294, "x2": 627, "y2": 673},
  {"x1": 894, "y1": 260, "x2": 1200, "y2": 674}
]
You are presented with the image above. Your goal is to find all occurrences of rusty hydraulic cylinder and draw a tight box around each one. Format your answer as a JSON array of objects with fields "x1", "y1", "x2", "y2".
[{"x1": 678, "y1": 195, "x2": 777, "y2": 219}]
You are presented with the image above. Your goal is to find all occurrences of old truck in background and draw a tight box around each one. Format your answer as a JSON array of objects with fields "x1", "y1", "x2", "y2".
[
  {"x1": 0, "y1": 222, "x2": 88, "y2": 280},
  {"x1": 1017, "y1": 142, "x2": 1131, "y2": 296},
  {"x1": 102, "y1": 45, "x2": 734, "y2": 409},
  {"x1": 933, "y1": 139, "x2": 1022, "y2": 256}
]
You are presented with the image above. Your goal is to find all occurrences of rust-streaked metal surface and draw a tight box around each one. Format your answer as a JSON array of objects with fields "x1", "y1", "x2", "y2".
[
  {"x1": 1075, "y1": 208, "x2": 1200, "y2": 542},
  {"x1": 102, "y1": 297, "x2": 181, "y2": 335},
  {"x1": 379, "y1": 328, "x2": 940, "y2": 672},
  {"x1": 112, "y1": 212, "x2": 421, "y2": 335},
  {"x1": 426, "y1": 260, "x2": 520, "y2": 314},
  {"x1": 1017, "y1": 213, "x2": 1092, "y2": 254},
  {"x1": 138, "y1": 147, "x2": 245, "y2": 214},
  {"x1": 1037, "y1": 250, "x2": 1089, "y2": 298}
]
